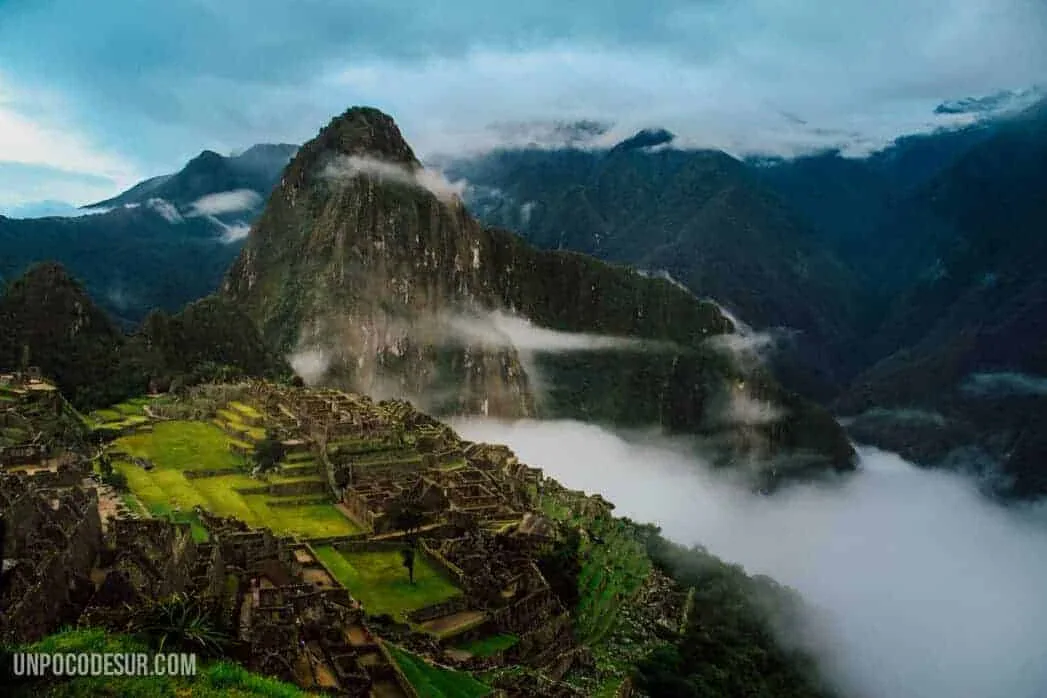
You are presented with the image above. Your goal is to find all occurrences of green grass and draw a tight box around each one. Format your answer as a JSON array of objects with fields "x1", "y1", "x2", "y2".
[
  {"x1": 387, "y1": 644, "x2": 491, "y2": 698},
  {"x1": 228, "y1": 401, "x2": 262, "y2": 420},
  {"x1": 149, "y1": 502, "x2": 211, "y2": 542},
  {"x1": 540, "y1": 489, "x2": 651, "y2": 644},
  {"x1": 313, "y1": 546, "x2": 461, "y2": 620},
  {"x1": 116, "y1": 421, "x2": 248, "y2": 472},
  {"x1": 112, "y1": 421, "x2": 359, "y2": 539},
  {"x1": 5, "y1": 628, "x2": 315, "y2": 697},
  {"x1": 454, "y1": 633, "x2": 519, "y2": 658}
]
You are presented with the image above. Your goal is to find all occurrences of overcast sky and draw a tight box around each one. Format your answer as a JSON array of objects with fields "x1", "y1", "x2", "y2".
[{"x1": 1, "y1": 0, "x2": 1045, "y2": 210}]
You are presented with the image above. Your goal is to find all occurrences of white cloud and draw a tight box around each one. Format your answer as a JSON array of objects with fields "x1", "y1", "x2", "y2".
[
  {"x1": 452, "y1": 418, "x2": 1047, "y2": 698},
  {"x1": 146, "y1": 197, "x2": 182, "y2": 223},
  {"x1": 187, "y1": 188, "x2": 262, "y2": 216},
  {"x1": 214, "y1": 220, "x2": 251, "y2": 243},
  {"x1": 443, "y1": 310, "x2": 659, "y2": 353},
  {"x1": 321, "y1": 0, "x2": 1046, "y2": 159},
  {"x1": 960, "y1": 371, "x2": 1047, "y2": 397},
  {"x1": 288, "y1": 347, "x2": 330, "y2": 385},
  {"x1": 714, "y1": 390, "x2": 786, "y2": 427},
  {"x1": 0, "y1": 73, "x2": 139, "y2": 204},
  {"x1": 321, "y1": 154, "x2": 466, "y2": 203}
]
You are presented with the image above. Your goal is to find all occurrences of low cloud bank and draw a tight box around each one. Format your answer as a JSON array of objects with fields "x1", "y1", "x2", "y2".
[
  {"x1": 322, "y1": 154, "x2": 467, "y2": 203},
  {"x1": 452, "y1": 418, "x2": 1047, "y2": 698},
  {"x1": 443, "y1": 310, "x2": 660, "y2": 353},
  {"x1": 146, "y1": 197, "x2": 182, "y2": 223},
  {"x1": 188, "y1": 188, "x2": 262, "y2": 216},
  {"x1": 211, "y1": 219, "x2": 251, "y2": 244},
  {"x1": 960, "y1": 371, "x2": 1047, "y2": 397}
]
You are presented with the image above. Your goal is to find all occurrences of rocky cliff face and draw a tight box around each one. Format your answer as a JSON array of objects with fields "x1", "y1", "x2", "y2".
[{"x1": 223, "y1": 107, "x2": 855, "y2": 480}]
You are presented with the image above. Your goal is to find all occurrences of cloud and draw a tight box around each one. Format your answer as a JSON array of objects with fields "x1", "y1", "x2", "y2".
[
  {"x1": 213, "y1": 220, "x2": 251, "y2": 244},
  {"x1": 452, "y1": 418, "x2": 1047, "y2": 698},
  {"x1": 145, "y1": 197, "x2": 182, "y2": 223},
  {"x1": 187, "y1": 188, "x2": 262, "y2": 216},
  {"x1": 839, "y1": 407, "x2": 949, "y2": 427},
  {"x1": 960, "y1": 371, "x2": 1047, "y2": 397},
  {"x1": 2, "y1": 0, "x2": 1045, "y2": 184},
  {"x1": 0, "y1": 162, "x2": 124, "y2": 212},
  {"x1": 0, "y1": 199, "x2": 102, "y2": 219},
  {"x1": 321, "y1": 155, "x2": 466, "y2": 203},
  {"x1": 442, "y1": 310, "x2": 659, "y2": 353},
  {"x1": 713, "y1": 390, "x2": 786, "y2": 427},
  {"x1": 288, "y1": 347, "x2": 330, "y2": 385},
  {"x1": 0, "y1": 73, "x2": 139, "y2": 205}
]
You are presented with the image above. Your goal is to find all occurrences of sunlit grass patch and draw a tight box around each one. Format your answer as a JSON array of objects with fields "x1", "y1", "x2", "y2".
[{"x1": 313, "y1": 546, "x2": 461, "y2": 619}]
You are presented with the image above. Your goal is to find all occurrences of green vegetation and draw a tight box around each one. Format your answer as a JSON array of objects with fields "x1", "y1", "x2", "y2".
[
  {"x1": 539, "y1": 488, "x2": 651, "y2": 643},
  {"x1": 312, "y1": 546, "x2": 461, "y2": 620},
  {"x1": 386, "y1": 644, "x2": 491, "y2": 698},
  {"x1": 632, "y1": 531, "x2": 837, "y2": 698},
  {"x1": 130, "y1": 592, "x2": 230, "y2": 657},
  {"x1": 454, "y1": 633, "x2": 519, "y2": 658},
  {"x1": 86, "y1": 395, "x2": 157, "y2": 433},
  {"x1": 228, "y1": 401, "x2": 262, "y2": 420},
  {"x1": 116, "y1": 421, "x2": 248, "y2": 472},
  {"x1": 112, "y1": 420, "x2": 358, "y2": 538},
  {"x1": 4, "y1": 628, "x2": 314, "y2": 697}
]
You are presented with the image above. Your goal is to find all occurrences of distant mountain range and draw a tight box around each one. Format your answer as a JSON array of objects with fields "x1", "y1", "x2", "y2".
[
  {"x1": 0, "y1": 144, "x2": 295, "y2": 326},
  {"x1": 3, "y1": 96, "x2": 1046, "y2": 495},
  {"x1": 221, "y1": 107, "x2": 855, "y2": 485},
  {"x1": 448, "y1": 98, "x2": 1047, "y2": 497},
  {"x1": 444, "y1": 136, "x2": 867, "y2": 401}
]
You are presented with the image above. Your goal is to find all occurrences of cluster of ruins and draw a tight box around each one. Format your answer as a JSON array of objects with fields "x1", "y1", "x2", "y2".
[{"x1": 0, "y1": 379, "x2": 614, "y2": 696}]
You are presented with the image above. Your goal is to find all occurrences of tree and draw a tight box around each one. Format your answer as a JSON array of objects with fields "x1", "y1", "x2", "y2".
[
  {"x1": 252, "y1": 431, "x2": 286, "y2": 474},
  {"x1": 400, "y1": 546, "x2": 416, "y2": 585},
  {"x1": 387, "y1": 495, "x2": 427, "y2": 536}
]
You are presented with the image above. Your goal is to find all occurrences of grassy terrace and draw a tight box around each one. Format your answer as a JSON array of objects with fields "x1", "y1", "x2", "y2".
[
  {"x1": 387, "y1": 644, "x2": 492, "y2": 698},
  {"x1": 454, "y1": 633, "x2": 519, "y2": 658},
  {"x1": 112, "y1": 420, "x2": 360, "y2": 539},
  {"x1": 313, "y1": 546, "x2": 461, "y2": 620},
  {"x1": 86, "y1": 396, "x2": 156, "y2": 431},
  {"x1": 215, "y1": 408, "x2": 266, "y2": 441}
]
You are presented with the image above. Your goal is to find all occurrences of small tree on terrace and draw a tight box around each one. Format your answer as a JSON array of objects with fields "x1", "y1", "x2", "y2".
[
  {"x1": 388, "y1": 494, "x2": 427, "y2": 585},
  {"x1": 252, "y1": 430, "x2": 286, "y2": 474}
]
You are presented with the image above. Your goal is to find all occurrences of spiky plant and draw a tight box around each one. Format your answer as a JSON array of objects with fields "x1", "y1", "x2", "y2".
[{"x1": 130, "y1": 592, "x2": 229, "y2": 657}]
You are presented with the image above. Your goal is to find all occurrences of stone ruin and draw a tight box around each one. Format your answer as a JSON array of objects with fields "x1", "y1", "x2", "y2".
[{"x1": 0, "y1": 468, "x2": 102, "y2": 643}]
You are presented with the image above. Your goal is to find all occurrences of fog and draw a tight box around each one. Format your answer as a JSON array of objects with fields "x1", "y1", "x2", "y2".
[
  {"x1": 321, "y1": 154, "x2": 466, "y2": 203},
  {"x1": 453, "y1": 418, "x2": 1047, "y2": 698},
  {"x1": 187, "y1": 188, "x2": 262, "y2": 216},
  {"x1": 961, "y1": 371, "x2": 1047, "y2": 397},
  {"x1": 443, "y1": 310, "x2": 659, "y2": 353}
]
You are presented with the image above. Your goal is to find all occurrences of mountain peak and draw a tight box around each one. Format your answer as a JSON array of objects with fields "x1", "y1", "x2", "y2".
[
  {"x1": 184, "y1": 149, "x2": 227, "y2": 172},
  {"x1": 311, "y1": 106, "x2": 417, "y2": 165},
  {"x1": 612, "y1": 128, "x2": 676, "y2": 152}
]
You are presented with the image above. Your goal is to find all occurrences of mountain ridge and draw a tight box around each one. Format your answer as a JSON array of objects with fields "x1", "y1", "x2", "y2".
[{"x1": 224, "y1": 106, "x2": 856, "y2": 484}]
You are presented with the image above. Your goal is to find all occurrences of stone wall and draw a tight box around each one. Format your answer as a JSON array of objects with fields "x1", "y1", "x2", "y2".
[
  {"x1": 0, "y1": 472, "x2": 103, "y2": 643},
  {"x1": 405, "y1": 596, "x2": 471, "y2": 623}
]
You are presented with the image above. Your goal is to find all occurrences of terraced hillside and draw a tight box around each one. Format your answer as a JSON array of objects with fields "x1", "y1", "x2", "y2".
[{"x1": 0, "y1": 377, "x2": 837, "y2": 697}]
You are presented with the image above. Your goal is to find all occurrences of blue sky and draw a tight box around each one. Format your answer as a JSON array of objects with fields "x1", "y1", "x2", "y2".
[{"x1": 1, "y1": 0, "x2": 1045, "y2": 212}]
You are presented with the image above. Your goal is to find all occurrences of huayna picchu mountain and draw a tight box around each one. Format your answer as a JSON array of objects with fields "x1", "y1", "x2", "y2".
[{"x1": 223, "y1": 107, "x2": 855, "y2": 484}]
